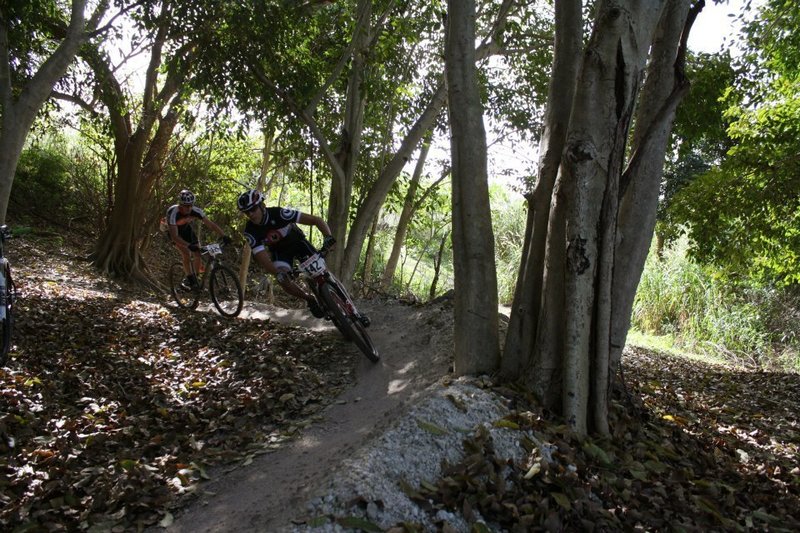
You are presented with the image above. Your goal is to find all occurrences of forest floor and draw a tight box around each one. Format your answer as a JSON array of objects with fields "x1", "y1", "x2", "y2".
[{"x1": 1, "y1": 226, "x2": 799, "y2": 532}]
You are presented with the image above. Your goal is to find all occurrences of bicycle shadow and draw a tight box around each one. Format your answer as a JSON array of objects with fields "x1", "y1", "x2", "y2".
[{"x1": 233, "y1": 301, "x2": 335, "y2": 332}]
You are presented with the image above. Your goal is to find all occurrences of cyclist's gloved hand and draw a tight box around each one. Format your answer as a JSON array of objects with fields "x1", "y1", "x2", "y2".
[
  {"x1": 188, "y1": 243, "x2": 200, "y2": 252},
  {"x1": 323, "y1": 235, "x2": 336, "y2": 250},
  {"x1": 222, "y1": 235, "x2": 232, "y2": 245}
]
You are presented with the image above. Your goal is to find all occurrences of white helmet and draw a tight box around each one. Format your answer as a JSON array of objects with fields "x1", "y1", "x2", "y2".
[
  {"x1": 179, "y1": 189, "x2": 195, "y2": 206},
  {"x1": 237, "y1": 189, "x2": 264, "y2": 212}
]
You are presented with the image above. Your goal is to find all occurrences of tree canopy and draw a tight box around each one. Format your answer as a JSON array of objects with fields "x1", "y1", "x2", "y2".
[{"x1": 664, "y1": 0, "x2": 800, "y2": 286}]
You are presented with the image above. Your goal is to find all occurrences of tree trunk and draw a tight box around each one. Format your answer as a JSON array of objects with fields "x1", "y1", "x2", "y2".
[
  {"x1": 501, "y1": 0, "x2": 583, "y2": 380},
  {"x1": 240, "y1": 126, "x2": 275, "y2": 294},
  {"x1": 337, "y1": 7, "x2": 514, "y2": 287},
  {"x1": 87, "y1": 4, "x2": 194, "y2": 280},
  {"x1": 339, "y1": 83, "x2": 448, "y2": 287},
  {"x1": 504, "y1": 0, "x2": 698, "y2": 438},
  {"x1": 609, "y1": 1, "x2": 698, "y2": 371},
  {"x1": 361, "y1": 212, "x2": 380, "y2": 286},
  {"x1": 429, "y1": 230, "x2": 449, "y2": 301},
  {"x1": 0, "y1": 0, "x2": 99, "y2": 222},
  {"x1": 446, "y1": 0, "x2": 500, "y2": 376},
  {"x1": 380, "y1": 137, "x2": 431, "y2": 291},
  {"x1": 325, "y1": 0, "x2": 371, "y2": 274}
]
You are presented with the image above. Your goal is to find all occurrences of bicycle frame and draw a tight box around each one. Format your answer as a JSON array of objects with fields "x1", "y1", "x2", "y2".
[
  {"x1": 295, "y1": 252, "x2": 354, "y2": 312},
  {"x1": 169, "y1": 241, "x2": 243, "y2": 318},
  {"x1": 0, "y1": 225, "x2": 15, "y2": 365},
  {"x1": 188, "y1": 243, "x2": 224, "y2": 291},
  {"x1": 293, "y1": 249, "x2": 378, "y2": 362}
]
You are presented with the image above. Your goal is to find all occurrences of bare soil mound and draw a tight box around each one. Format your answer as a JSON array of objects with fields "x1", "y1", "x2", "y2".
[{"x1": 163, "y1": 297, "x2": 456, "y2": 531}]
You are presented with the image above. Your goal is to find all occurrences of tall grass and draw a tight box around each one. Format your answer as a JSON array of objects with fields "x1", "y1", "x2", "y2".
[{"x1": 633, "y1": 236, "x2": 800, "y2": 371}]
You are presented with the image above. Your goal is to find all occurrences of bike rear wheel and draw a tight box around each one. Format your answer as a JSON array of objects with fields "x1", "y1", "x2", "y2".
[
  {"x1": 209, "y1": 265, "x2": 243, "y2": 318},
  {"x1": 318, "y1": 281, "x2": 379, "y2": 362},
  {"x1": 169, "y1": 263, "x2": 199, "y2": 310},
  {"x1": 0, "y1": 275, "x2": 12, "y2": 366}
]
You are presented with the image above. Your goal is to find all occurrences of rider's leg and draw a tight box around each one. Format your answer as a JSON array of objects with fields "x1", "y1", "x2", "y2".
[
  {"x1": 273, "y1": 262, "x2": 324, "y2": 318},
  {"x1": 274, "y1": 264, "x2": 312, "y2": 301},
  {"x1": 179, "y1": 246, "x2": 192, "y2": 275},
  {"x1": 191, "y1": 251, "x2": 203, "y2": 278},
  {"x1": 180, "y1": 228, "x2": 200, "y2": 285}
]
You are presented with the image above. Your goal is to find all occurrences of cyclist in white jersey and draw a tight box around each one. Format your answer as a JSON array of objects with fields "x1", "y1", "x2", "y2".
[{"x1": 166, "y1": 189, "x2": 230, "y2": 289}]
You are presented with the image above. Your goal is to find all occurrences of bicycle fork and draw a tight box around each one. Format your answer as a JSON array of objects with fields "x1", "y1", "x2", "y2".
[{"x1": 316, "y1": 275, "x2": 370, "y2": 327}]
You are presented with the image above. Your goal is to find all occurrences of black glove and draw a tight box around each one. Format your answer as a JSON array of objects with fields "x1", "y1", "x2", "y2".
[
  {"x1": 222, "y1": 235, "x2": 232, "y2": 245},
  {"x1": 322, "y1": 235, "x2": 336, "y2": 250},
  {"x1": 188, "y1": 243, "x2": 200, "y2": 252}
]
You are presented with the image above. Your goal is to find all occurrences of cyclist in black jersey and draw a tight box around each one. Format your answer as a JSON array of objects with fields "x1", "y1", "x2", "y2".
[
  {"x1": 166, "y1": 189, "x2": 230, "y2": 289},
  {"x1": 237, "y1": 189, "x2": 334, "y2": 318}
]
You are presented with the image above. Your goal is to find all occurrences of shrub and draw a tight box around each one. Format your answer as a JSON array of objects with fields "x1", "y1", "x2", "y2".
[{"x1": 633, "y1": 235, "x2": 799, "y2": 371}]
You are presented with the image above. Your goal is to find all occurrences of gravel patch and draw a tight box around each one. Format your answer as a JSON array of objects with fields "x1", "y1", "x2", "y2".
[{"x1": 282, "y1": 377, "x2": 530, "y2": 532}]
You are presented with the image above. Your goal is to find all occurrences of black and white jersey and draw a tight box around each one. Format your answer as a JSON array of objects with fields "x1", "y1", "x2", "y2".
[
  {"x1": 243, "y1": 207, "x2": 306, "y2": 255},
  {"x1": 165, "y1": 204, "x2": 206, "y2": 227}
]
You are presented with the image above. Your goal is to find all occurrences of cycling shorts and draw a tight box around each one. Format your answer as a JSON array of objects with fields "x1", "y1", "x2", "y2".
[{"x1": 271, "y1": 238, "x2": 318, "y2": 272}]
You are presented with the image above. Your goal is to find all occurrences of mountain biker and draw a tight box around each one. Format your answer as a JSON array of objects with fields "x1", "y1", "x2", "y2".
[
  {"x1": 237, "y1": 189, "x2": 334, "y2": 319},
  {"x1": 166, "y1": 189, "x2": 231, "y2": 289}
]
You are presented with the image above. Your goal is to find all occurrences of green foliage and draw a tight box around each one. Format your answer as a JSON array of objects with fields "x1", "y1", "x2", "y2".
[
  {"x1": 11, "y1": 132, "x2": 116, "y2": 232},
  {"x1": 11, "y1": 145, "x2": 70, "y2": 217},
  {"x1": 490, "y1": 186, "x2": 526, "y2": 303},
  {"x1": 633, "y1": 236, "x2": 800, "y2": 371},
  {"x1": 659, "y1": 52, "x2": 738, "y2": 240},
  {"x1": 163, "y1": 128, "x2": 262, "y2": 231},
  {"x1": 666, "y1": 81, "x2": 800, "y2": 286},
  {"x1": 1, "y1": 0, "x2": 67, "y2": 91},
  {"x1": 661, "y1": 3, "x2": 800, "y2": 287}
]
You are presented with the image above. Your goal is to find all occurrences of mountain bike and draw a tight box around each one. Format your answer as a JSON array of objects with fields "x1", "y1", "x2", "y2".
[
  {"x1": 169, "y1": 241, "x2": 244, "y2": 318},
  {"x1": 292, "y1": 246, "x2": 379, "y2": 362},
  {"x1": 0, "y1": 225, "x2": 17, "y2": 366}
]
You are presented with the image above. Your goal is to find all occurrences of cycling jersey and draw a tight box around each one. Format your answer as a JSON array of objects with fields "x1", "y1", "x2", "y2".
[
  {"x1": 166, "y1": 204, "x2": 206, "y2": 242},
  {"x1": 243, "y1": 207, "x2": 306, "y2": 253},
  {"x1": 243, "y1": 207, "x2": 316, "y2": 269}
]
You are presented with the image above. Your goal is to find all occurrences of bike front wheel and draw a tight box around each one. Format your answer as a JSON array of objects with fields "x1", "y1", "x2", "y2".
[
  {"x1": 0, "y1": 274, "x2": 12, "y2": 366},
  {"x1": 318, "y1": 281, "x2": 379, "y2": 362},
  {"x1": 209, "y1": 265, "x2": 243, "y2": 318},
  {"x1": 169, "y1": 263, "x2": 199, "y2": 310}
]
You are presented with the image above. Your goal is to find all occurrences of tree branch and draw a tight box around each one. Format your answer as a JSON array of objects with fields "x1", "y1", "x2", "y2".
[{"x1": 50, "y1": 90, "x2": 100, "y2": 116}]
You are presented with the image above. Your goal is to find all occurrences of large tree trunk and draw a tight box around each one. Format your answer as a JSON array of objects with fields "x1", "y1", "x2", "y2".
[
  {"x1": 608, "y1": 1, "x2": 698, "y2": 370},
  {"x1": 446, "y1": 0, "x2": 500, "y2": 375},
  {"x1": 0, "y1": 0, "x2": 101, "y2": 223},
  {"x1": 86, "y1": 2, "x2": 194, "y2": 280},
  {"x1": 501, "y1": 0, "x2": 583, "y2": 379},
  {"x1": 504, "y1": 0, "x2": 698, "y2": 438}
]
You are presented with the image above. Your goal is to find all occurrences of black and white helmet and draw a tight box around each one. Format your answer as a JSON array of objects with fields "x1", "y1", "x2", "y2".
[
  {"x1": 237, "y1": 189, "x2": 264, "y2": 212},
  {"x1": 178, "y1": 189, "x2": 195, "y2": 206}
]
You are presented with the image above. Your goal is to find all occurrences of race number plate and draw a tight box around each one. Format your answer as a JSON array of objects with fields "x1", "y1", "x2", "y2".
[{"x1": 299, "y1": 254, "x2": 326, "y2": 277}]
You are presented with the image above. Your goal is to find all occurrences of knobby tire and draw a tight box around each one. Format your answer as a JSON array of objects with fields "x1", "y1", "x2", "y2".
[
  {"x1": 210, "y1": 265, "x2": 243, "y2": 318},
  {"x1": 318, "y1": 281, "x2": 379, "y2": 362},
  {"x1": 0, "y1": 273, "x2": 12, "y2": 366},
  {"x1": 169, "y1": 263, "x2": 199, "y2": 310}
]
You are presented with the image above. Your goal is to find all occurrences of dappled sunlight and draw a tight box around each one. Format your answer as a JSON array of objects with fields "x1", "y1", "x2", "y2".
[
  {"x1": 2, "y1": 255, "x2": 358, "y2": 530},
  {"x1": 387, "y1": 378, "x2": 408, "y2": 395}
]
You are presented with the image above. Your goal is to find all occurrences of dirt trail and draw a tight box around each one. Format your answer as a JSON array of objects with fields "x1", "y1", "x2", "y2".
[{"x1": 163, "y1": 298, "x2": 454, "y2": 531}]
